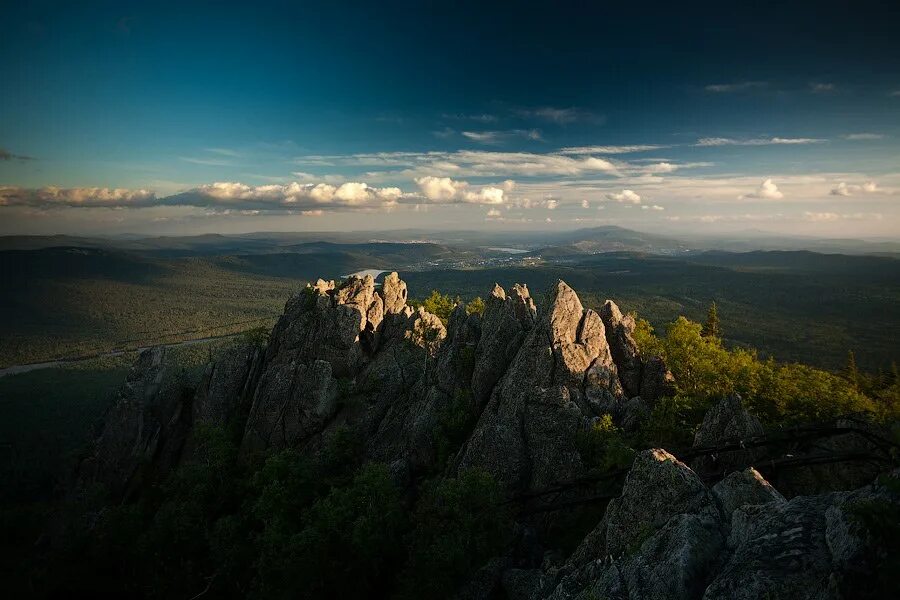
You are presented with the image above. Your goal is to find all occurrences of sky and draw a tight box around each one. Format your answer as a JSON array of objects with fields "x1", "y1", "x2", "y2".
[{"x1": 1, "y1": 0, "x2": 899, "y2": 237}]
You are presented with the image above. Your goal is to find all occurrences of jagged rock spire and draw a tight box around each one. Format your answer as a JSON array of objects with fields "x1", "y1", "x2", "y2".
[{"x1": 458, "y1": 279, "x2": 625, "y2": 492}]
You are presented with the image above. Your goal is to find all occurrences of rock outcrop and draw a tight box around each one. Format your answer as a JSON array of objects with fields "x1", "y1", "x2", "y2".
[
  {"x1": 690, "y1": 394, "x2": 765, "y2": 478},
  {"x1": 78, "y1": 274, "x2": 685, "y2": 495},
  {"x1": 599, "y1": 300, "x2": 675, "y2": 405},
  {"x1": 457, "y1": 281, "x2": 624, "y2": 493},
  {"x1": 471, "y1": 284, "x2": 536, "y2": 408},
  {"x1": 73, "y1": 347, "x2": 187, "y2": 502},
  {"x1": 516, "y1": 451, "x2": 896, "y2": 600},
  {"x1": 240, "y1": 274, "x2": 388, "y2": 457},
  {"x1": 69, "y1": 272, "x2": 897, "y2": 599}
]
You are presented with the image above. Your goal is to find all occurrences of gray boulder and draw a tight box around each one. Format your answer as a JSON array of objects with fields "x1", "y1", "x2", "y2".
[
  {"x1": 711, "y1": 467, "x2": 785, "y2": 522},
  {"x1": 691, "y1": 394, "x2": 765, "y2": 477},
  {"x1": 542, "y1": 449, "x2": 724, "y2": 600},
  {"x1": 703, "y1": 477, "x2": 892, "y2": 600},
  {"x1": 604, "y1": 449, "x2": 717, "y2": 557},
  {"x1": 381, "y1": 271, "x2": 409, "y2": 315},
  {"x1": 537, "y1": 451, "x2": 895, "y2": 600},
  {"x1": 639, "y1": 354, "x2": 676, "y2": 403}
]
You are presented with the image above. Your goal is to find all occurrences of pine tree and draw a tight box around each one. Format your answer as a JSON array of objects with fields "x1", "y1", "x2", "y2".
[
  {"x1": 702, "y1": 301, "x2": 720, "y2": 338},
  {"x1": 844, "y1": 350, "x2": 860, "y2": 390}
]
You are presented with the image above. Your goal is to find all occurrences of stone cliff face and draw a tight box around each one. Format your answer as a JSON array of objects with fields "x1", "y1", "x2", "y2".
[{"x1": 73, "y1": 273, "x2": 896, "y2": 599}]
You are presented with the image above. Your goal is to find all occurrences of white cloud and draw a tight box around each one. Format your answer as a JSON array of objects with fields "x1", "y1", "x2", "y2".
[
  {"x1": 803, "y1": 211, "x2": 882, "y2": 222},
  {"x1": 556, "y1": 145, "x2": 666, "y2": 155},
  {"x1": 606, "y1": 189, "x2": 642, "y2": 204},
  {"x1": 810, "y1": 82, "x2": 835, "y2": 93},
  {"x1": 704, "y1": 81, "x2": 767, "y2": 93},
  {"x1": 485, "y1": 208, "x2": 502, "y2": 219},
  {"x1": 414, "y1": 176, "x2": 508, "y2": 205},
  {"x1": 830, "y1": 181, "x2": 878, "y2": 196},
  {"x1": 298, "y1": 150, "x2": 621, "y2": 178},
  {"x1": 170, "y1": 181, "x2": 407, "y2": 211},
  {"x1": 518, "y1": 107, "x2": 598, "y2": 124},
  {"x1": 641, "y1": 204, "x2": 665, "y2": 211},
  {"x1": 581, "y1": 199, "x2": 590, "y2": 209},
  {"x1": 462, "y1": 129, "x2": 543, "y2": 144},
  {"x1": 641, "y1": 162, "x2": 677, "y2": 174},
  {"x1": 462, "y1": 131, "x2": 500, "y2": 144},
  {"x1": 741, "y1": 178, "x2": 784, "y2": 200},
  {"x1": 842, "y1": 133, "x2": 885, "y2": 140},
  {"x1": 415, "y1": 176, "x2": 465, "y2": 201},
  {"x1": 0, "y1": 186, "x2": 157, "y2": 208},
  {"x1": 696, "y1": 137, "x2": 825, "y2": 147}
]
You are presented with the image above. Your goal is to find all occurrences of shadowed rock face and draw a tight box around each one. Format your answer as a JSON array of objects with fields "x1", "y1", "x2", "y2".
[
  {"x1": 73, "y1": 347, "x2": 186, "y2": 502},
  {"x1": 471, "y1": 283, "x2": 536, "y2": 408},
  {"x1": 690, "y1": 394, "x2": 766, "y2": 478},
  {"x1": 599, "y1": 299, "x2": 674, "y2": 406},
  {"x1": 599, "y1": 300, "x2": 643, "y2": 399},
  {"x1": 518, "y1": 451, "x2": 896, "y2": 600}
]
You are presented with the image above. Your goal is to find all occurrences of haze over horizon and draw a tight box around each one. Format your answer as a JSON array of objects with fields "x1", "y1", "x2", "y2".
[{"x1": 2, "y1": 0, "x2": 899, "y2": 238}]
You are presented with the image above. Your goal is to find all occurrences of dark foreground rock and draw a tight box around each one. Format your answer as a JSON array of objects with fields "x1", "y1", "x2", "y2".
[{"x1": 510, "y1": 450, "x2": 897, "y2": 600}]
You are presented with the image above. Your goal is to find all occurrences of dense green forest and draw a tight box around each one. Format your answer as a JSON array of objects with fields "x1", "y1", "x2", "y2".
[{"x1": 3, "y1": 246, "x2": 897, "y2": 370}]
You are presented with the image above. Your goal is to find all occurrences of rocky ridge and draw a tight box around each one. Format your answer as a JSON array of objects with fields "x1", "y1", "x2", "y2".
[{"x1": 71, "y1": 272, "x2": 897, "y2": 599}]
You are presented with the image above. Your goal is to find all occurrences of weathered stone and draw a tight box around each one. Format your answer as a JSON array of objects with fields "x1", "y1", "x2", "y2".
[
  {"x1": 638, "y1": 354, "x2": 675, "y2": 403},
  {"x1": 599, "y1": 300, "x2": 642, "y2": 398},
  {"x1": 691, "y1": 394, "x2": 765, "y2": 477},
  {"x1": 264, "y1": 274, "x2": 381, "y2": 378},
  {"x1": 381, "y1": 271, "x2": 408, "y2": 315},
  {"x1": 471, "y1": 283, "x2": 536, "y2": 407},
  {"x1": 617, "y1": 512, "x2": 724, "y2": 600},
  {"x1": 73, "y1": 347, "x2": 186, "y2": 501},
  {"x1": 465, "y1": 450, "x2": 724, "y2": 599},
  {"x1": 712, "y1": 467, "x2": 785, "y2": 521},
  {"x1": 618, "y1": 396, "x2": 650, "y2": 432},
  {"x1": 241, "y1": 359, "x2": 335, "y2": 456},
  {"x1": 604, "y1": 449, "x2": 715, "y2": 557},
  {"x1": 360, "y1": 304, "x2": 451, "y2": 472},
  {"x1": 458, "y1": 280, "x2": 620, "y2": 493},
  {"x1": 191, "y1": 344, "x2": 259, "y2": 428},
  {"x1": 703, "y1": 484, "x2": 882, "y2": 599}
]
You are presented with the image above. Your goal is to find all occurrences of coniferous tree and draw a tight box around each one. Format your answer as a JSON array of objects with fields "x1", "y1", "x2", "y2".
[
  {"x1": 702, "y1": 301, "x2": 720, "y2": 338},
  {"x1": 844, "y1": 350, "x2": 860, "y2": 390}
]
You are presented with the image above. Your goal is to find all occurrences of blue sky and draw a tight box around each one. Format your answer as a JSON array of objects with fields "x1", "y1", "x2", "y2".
[{"x1": 1, "y1": 0, "x2": 899, "y2": 236}]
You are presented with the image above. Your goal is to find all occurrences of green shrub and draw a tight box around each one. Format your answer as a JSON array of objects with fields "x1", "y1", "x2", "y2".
[
  {"x1": 411, "y1": 290, "x2": 460, "y2": 325},
  {"x1": 398, "y1": 469, "x2": 511, "y2": 599},
  {"x1": 434, "y1": 389, "x2": 476, "y2": 468},
  {"x1": 466, "y1": 296, "x2": 486, "y2": 316},
  {"x1": 256, "y1": 463, "x2": 406, "y2": 599},
  {"x1": 634, "y1": 315, "x2": 875, "y2": 425},
  {"x1": 576, "y1": 414, "x2": 636, "y2": 472}
]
